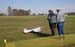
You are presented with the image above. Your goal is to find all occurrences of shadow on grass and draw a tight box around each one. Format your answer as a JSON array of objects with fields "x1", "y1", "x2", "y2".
[{"x1": 31, "y1": 31, "x2": 51, "y2": 37}]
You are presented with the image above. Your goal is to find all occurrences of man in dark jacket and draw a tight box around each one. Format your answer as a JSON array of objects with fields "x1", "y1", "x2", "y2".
[{"x1": 48, "y1": 10, "x2": 57, "y2": 36}]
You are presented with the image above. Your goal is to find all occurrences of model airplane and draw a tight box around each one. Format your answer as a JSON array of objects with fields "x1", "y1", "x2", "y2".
[{"x1": 23, "y1": 27, "x2": 42, "y2": 33}]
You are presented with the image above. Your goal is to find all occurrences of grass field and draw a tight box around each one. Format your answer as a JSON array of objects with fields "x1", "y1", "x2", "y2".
[{"x1": 0, "y1": 16, "x2": 75, "y2": 47}]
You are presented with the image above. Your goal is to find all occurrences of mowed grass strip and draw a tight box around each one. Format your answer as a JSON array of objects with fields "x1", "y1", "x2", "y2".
[{"x1": 6, "y1": 34, "x2": 75, "y2": 47}]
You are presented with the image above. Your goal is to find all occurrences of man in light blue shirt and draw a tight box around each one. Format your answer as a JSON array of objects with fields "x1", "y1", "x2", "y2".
[{"x1": 56, "y1": 8, "x2": 65, "y2": 39}]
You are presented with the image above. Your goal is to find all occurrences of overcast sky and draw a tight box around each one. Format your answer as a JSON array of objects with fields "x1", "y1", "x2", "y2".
[{"x1": 0, "y1": 0, "x2": 75, "y2": 14}]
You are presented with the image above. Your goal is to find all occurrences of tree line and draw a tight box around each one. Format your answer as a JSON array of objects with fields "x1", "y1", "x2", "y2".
[
  {"x1": 12, "y1": 9, "x2": 31, "y2": 16},
  {"x1": 0, "y1": 6, "x2": 31, "y2": 16},
  {"x1": 65, "y1": 12, "x2": 75, "y2": 16},
  {"x1": 8, "y1": 6, "x2": 31, "y2": 16}
]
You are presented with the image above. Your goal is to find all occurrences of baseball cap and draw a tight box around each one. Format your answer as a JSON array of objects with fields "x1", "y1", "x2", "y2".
[
  {"x1": 56, "y1": 8, "x2": 60, "y2": 12},
  {"x1": 57, "y1": 8, "x2": 60, "y2": 10}
]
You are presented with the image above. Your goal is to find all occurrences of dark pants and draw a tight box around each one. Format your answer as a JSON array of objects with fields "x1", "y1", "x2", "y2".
[
  {"x1": 57, "y1": 22, "x2": 64, "y2": 35},
  {"x1": 48, "y1": 21, "x2": 56, "y2": 35}
]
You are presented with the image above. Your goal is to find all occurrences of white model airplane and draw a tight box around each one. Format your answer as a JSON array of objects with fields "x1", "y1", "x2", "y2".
[
  {"x1": 23, "y1": 27, "x2": 42, "y2": 33},
  {"x1": 24, "y1": 28, "x2": 32, "y2": 33},
  {"x1": 32, "y1": 27, "x2": 41, "y2": 32}
]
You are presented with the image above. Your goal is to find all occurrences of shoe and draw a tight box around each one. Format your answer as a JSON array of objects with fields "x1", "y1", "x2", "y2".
[
  {"x1": 59, "y1": 35, "x2": 64, "y2": 40},
  {"x1": 51, "y1": 34, "x2": 55, "y2": 36}
]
